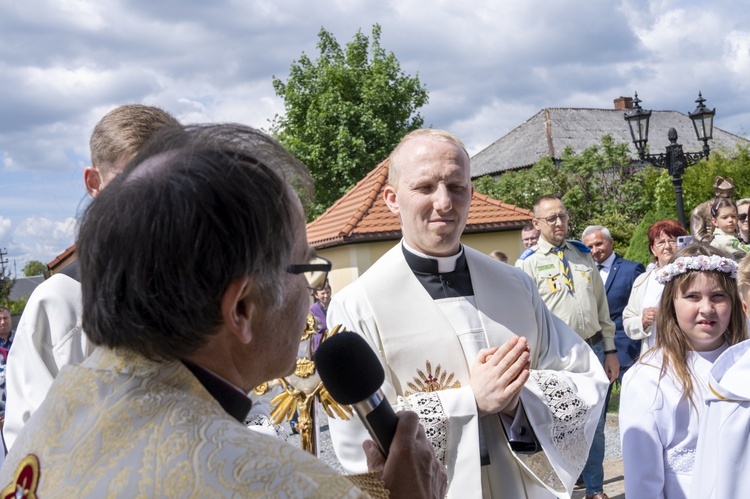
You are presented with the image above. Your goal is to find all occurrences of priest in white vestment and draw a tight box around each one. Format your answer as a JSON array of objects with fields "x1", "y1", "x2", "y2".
[
  {"x1": 327, "y1": 129, "x2": 609, "y2": 498},
  {"x1": 0, "y1": 124, "x2": 447, "y2": 498}
]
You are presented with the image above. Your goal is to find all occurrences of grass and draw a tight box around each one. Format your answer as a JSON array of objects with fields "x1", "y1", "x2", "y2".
[{"x1": 607, "y1": 381, "x2": 621, "y2": 414}]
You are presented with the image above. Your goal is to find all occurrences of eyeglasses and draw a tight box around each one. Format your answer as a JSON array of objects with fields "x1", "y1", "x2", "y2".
[
  {"x1": 287, "y1": 255, "x2": 332, "y2": 290},
  {"x1": 740, "y1": 214, "x2": 748, "y2": 222},
  {"x1": 653, "y1": 239, "x2": 678, "y2": 249},
  {"x1": 535, "y1": 213, "x2": 569, "y2": 225}
]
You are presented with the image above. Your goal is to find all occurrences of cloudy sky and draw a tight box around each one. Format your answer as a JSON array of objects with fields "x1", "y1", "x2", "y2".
[{"x1": 1, "y1": 0, "x2": 748, "y2": 276}]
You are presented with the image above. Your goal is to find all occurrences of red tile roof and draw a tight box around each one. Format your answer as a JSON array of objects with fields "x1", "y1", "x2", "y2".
[
  {"x1": 307, "y1": 159, "x2": 533, "y2": 249},
  {"x1": 47, "y1": 243, "x2": 76, "y2": 272}
]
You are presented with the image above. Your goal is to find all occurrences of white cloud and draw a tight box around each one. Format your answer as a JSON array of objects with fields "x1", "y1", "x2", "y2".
[
  {"x1": 0, "y1": 0, "x2": 748, "y2": 265},
  {"x1": 17, "y1": 217, "x2": 76, "y2": 241},
  {"x1": 0, "y1": 217, "x2": 11, "y2": 244}
]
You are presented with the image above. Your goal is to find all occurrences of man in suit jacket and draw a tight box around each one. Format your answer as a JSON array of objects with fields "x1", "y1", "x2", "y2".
[{"x1": 582, "y1": 226, "x2": 646, "y2": 380}]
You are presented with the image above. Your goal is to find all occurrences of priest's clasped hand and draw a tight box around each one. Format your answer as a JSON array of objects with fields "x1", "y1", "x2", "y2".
[{"x1": 470, "y1": 336, "x2": 531, "y2": 417}]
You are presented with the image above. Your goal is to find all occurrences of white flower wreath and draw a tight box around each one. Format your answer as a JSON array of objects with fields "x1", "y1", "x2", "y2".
[{"x1": 655, "y1": 254, "x2": 738, "y2": 284}]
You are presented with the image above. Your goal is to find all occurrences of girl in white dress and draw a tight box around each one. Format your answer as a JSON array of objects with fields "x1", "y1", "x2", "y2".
[{"x1": 620, "y1": 244, "x2": 747, "y2": 498}]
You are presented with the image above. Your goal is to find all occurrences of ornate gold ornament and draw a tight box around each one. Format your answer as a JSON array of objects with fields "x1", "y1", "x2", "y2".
[
  {"x1": 262, "y1": 318, "x2": 352, "y2": 454},
  {"x1": 294, "y1": 358, "x2": 316, "y2": 378},
  {"x1": 301, "y1": 313, "x2": 317, "y2": 341},
  {"x1": 405, "y1": 360, "x2": 461, "y2": 396}
]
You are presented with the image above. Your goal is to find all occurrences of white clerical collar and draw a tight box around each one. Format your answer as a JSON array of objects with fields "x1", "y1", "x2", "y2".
[
  {"x1": 402, "y1": 240, "x2": 464, "y2": 273},
  {"x1": 600, "y1": 252, "x2": 616, "y2": 270}
]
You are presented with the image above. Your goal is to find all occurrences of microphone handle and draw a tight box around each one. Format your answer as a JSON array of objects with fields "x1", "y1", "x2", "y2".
[{"x1": 353, "y1": 390, "x2": 399, "y2": 455}]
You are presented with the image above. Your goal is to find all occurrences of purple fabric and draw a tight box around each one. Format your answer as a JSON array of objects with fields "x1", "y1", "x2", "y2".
[
  {"x1": 309, "y1": 302, "x2": 327, "y2": 332},
  {"x1": 309, "y1": 302, "x2": 327, "y2": 353}
]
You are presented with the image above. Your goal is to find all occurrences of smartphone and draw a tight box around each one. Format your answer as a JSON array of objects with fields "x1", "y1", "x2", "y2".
[{"x1": 677, "y1": 235, "x2": 693, "y2": 250}]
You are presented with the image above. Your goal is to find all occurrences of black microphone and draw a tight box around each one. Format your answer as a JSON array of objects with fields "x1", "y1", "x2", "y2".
[{"x1": 315, "y1": 331, "x2": 399, "y2": 455}]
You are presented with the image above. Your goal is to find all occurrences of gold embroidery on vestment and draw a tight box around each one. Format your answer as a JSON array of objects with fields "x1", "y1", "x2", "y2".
[{"x1": 404, "y1": 360, "x2": 461, "y2": 396}]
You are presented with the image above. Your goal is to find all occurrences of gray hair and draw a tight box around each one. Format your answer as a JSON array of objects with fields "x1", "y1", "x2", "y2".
[{"x1": 582, "y1": 225, "x2": 612, "y2": 240}]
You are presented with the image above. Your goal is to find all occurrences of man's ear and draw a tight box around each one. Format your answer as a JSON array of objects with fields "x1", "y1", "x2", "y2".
[
  {"x1": 83, "y1": 166, "x2": 103, "y2": 198},
  {"x1": 383, "y1": 184, "x2": 399, "y2": 216},
  {"x1": 532, "y1": 217, "x2": 541, "y2": 231},
  {"x1": 221, "y1": 275, "x2": 254, "y2": 344}
]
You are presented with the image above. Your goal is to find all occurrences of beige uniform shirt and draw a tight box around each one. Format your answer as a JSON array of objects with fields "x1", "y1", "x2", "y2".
[{"x1": 518, "y1": 238, "x2": 616, "y2": 352}]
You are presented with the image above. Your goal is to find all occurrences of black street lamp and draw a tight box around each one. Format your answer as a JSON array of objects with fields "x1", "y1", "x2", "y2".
[{"x1": 624, "y1": 92, "x2": 716, "y2": 228}]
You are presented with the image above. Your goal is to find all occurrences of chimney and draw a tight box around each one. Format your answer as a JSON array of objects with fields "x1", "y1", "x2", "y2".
[{"x1": 614, "y1": 96, "x2": 633, "y2": 110}]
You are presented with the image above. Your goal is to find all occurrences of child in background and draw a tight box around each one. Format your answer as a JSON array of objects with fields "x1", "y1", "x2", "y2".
[
  {"x1": 690, "y1": 254, "x2": 750, "y2": 498},
  {"x1": 620, "y1": 244, "x2": 747, "y2": 498},
  {"x1": 710, "y1": 198, "x2": 750, "y2": 260}
]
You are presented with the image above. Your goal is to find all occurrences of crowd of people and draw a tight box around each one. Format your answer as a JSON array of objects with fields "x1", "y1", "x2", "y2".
[{"x1": 0, "y1": 105, "x2": 748, "y2": 498}]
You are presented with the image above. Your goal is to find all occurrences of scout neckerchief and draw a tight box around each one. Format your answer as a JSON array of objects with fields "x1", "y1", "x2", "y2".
[{"x1": 553, "y1": 245, "x2": 574, "y2": 294}]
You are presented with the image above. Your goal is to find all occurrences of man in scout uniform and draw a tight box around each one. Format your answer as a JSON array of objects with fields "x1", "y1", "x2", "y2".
[{"x1": 517, "y1": 196, "x2": 617, "y2": 499}]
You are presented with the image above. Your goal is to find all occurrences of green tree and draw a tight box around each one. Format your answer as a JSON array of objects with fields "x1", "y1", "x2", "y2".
[
  {"x1": 475, "y1": 138, "x2": 750, "y2": 262},
  {"x1": 271, "y1": 24, "x2": 429, "y2": 218},
  {"x1": 623, "y1": 143, "x2": 750, "y2": 264},
  {"x1": 0, "y1": 249, "x2": 13, "y2": 308},
  {"x1": 22, "y1": 260, "x2": 46, "y2": 276},
  {"x1": 474, "y1": 135, "x2": 658, "y2": 248}
]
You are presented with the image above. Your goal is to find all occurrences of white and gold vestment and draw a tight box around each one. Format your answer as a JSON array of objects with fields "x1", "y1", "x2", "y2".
[
  {"x1": 327, "y1": 243, "x2": 609, "y2": 499},
  {"x1": 0, "y1": 347, "x2": 364, "y2": 497}
]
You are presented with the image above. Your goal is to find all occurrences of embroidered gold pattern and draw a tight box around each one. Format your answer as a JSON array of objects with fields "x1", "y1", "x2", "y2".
[
  {"x1": 404, "y1": 361, "x2": 461, "y2": 396},
  {"x1": 0, "y1": 349, "x2": 363, "y2": 497}
]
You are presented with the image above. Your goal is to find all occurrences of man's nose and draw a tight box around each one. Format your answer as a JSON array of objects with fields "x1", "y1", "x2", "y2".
[{"x1": 433, "y1": 184, "x2": 452, "y2": 211}]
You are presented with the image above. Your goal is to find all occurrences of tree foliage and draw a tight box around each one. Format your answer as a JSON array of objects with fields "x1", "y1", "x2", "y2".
[
  {"x1": 22, "y1": 260, "x2": 46, "y2": 277},
  {"x1": 475, "y1": 137, "x2": 750, "y2": 264},
  {"x1": 475, "y1": 135, "x2": 655, "y2": 254},
  {"x1": 271, "y1": 25, "x2": 429, "y2": 218}
]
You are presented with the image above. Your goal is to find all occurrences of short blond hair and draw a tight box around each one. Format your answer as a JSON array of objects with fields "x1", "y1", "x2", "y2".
[
  {"x1": 90, "y1": 104, "x2": 180, "y2": 175},
  {"x1": 738, "y1": 253, "x2": 750, "y2": 296},
  {"x1": 387, "y1": 129, "x2": 469, "y2": 187}
]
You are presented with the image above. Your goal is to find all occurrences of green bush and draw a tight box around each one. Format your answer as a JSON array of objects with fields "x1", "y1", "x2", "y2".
[{"x1": 624, "y1": 208, "x2": 679, "y2": 266}]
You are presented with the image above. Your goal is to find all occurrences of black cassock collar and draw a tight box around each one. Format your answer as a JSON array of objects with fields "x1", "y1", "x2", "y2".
[{"x1": 402, "y1": 245, "x2": 474, "y2": 299}]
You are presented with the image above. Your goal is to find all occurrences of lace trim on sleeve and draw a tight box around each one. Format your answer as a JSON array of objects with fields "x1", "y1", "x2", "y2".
[
  {"x1": 396, "y1": 392, "x2": 448, "y2": 464},
  {"x1": 529, "y1": 370, "x2": 591, "y2": 471}
]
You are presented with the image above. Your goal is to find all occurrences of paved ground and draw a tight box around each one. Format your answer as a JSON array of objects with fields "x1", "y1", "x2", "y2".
[
  {"x1": 571, "y1": 414, "x2": 624, "y2": 499},
  {"x1": 289, "y1": 409, "x2": 626, "y2": 498}
]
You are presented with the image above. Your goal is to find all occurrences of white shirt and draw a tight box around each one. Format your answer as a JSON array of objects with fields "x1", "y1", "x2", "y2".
[
  {"x1": 620, "y1": 343, "x2": 728, "y2": 498},
  {"x1": 596, "y1": 252, "x2": 616, "y2": 284}
]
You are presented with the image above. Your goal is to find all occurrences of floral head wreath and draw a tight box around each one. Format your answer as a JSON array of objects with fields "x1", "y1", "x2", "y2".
[{"x1": 655, "y1": 254, "x2": 738, "y2": 284}]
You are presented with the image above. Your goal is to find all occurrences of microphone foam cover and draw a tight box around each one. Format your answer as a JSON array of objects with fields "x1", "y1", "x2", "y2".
[{"x1": 314, "y1": 331, "x2": 386, "y2": 405}]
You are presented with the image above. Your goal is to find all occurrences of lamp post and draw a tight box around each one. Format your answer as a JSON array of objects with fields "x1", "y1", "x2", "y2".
[{"x1": 624, "y1": 92, "x2": 716, "y2": 228}]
